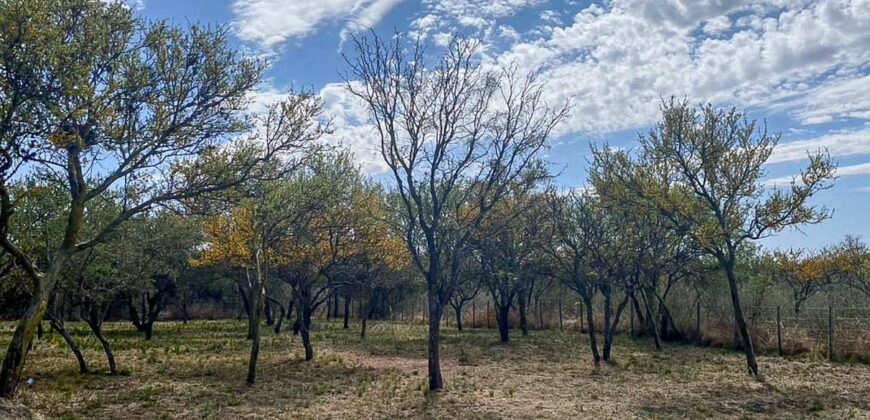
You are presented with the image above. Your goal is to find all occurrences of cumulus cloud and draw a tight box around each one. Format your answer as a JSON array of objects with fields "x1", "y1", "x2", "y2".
[
  {"x1": 770, "y1": 126, "x2": 870, "y2": 164},
  {"x1": 232, "y1": 0, "x2": 403, "y2": 50},
  {"x1": 487, "y1": 0, "x2": 870, "y2": 134}
]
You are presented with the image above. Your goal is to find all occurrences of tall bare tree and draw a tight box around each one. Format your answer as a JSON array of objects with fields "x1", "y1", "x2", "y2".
[{"x1": 346, "y1": 33, "x2": 567, "y2": 390}]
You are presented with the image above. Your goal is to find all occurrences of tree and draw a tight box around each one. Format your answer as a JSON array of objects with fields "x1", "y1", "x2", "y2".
[
  {"x1": 475, "y1": 189, "x2": 548, "y2": 342},
  {"x1": 346, "y1": 32, "x2": 567, "y2": 390},
  {"x1": 123, "y1": 212, "x2": 201, "y2": 340},
  {"x1": 769, "y1": 247, "x2": 839, "y2": 315},
  {"x1": 0, "y1": 0, "x2": 327, "y2": 396},
  {"x1": 590, "y1": 99, "x2": 835, "y2": 376}
]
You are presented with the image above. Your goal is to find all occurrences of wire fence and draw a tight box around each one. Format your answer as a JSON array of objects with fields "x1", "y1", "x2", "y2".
[{"x1": 388, "y1": 300, "x2": 870, "y2": 361}]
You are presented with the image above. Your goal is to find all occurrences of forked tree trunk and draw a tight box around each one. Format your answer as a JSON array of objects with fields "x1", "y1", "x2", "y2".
[
  {"x1": 602, "y1": 293, "x2": 629, "y2": 362},
  {"x1": 84, "y1": 307, "x2": 117, "y2": 376}
]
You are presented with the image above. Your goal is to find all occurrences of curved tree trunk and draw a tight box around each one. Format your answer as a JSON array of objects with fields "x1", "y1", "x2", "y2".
[
  {"x1": 49, "y1": 319, "x2": 88, "y2": 374},
  {"x1": 84, "y1": 307, "x2": 117, "y2": 376}
]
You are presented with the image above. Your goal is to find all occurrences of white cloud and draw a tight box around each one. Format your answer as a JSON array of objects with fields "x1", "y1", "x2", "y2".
[
  {"x1": 486, "y1": 0, "x2": 870, "y2": 134},
  {"x1": 770, "y1": 75, "x2": 870, "y2": 124},
  {"x1": 232, "y1": 0, "x2": 403, "y2": 50},
  {"x1": 770, "y1": 126, "x2": 870, "y2": 163},
  {"x1": 318, "y1": 83, "x2": 389, "y2": 174},
  {"x1": 766, "y1": 161, "x2": 870, "y2": 186},
  {"x1": 412, "y1": 0, "x2": 545, "y2": 38}
]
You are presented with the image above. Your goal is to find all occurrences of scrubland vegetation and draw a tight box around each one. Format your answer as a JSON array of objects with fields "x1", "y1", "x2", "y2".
[{"x1": 1, "y1": 1, "x2": 869, "y2": 419}]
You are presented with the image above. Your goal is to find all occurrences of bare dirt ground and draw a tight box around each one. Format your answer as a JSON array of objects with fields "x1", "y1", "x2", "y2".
[{"x1": 1, "y1": 320, "x2": 868, "y2": 419}]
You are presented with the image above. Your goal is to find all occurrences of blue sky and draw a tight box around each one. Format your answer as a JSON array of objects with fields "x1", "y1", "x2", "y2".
[{"x1": 131, "y1": 0, "x2": 870, "y2": 250}]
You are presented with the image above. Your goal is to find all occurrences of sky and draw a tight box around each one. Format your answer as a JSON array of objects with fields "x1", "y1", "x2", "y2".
[{"x1": 129, "y1": 0, "x2": 870, "y2": 250}]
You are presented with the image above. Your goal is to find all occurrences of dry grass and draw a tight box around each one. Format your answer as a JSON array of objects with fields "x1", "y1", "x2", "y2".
[{"x1": 1, "y1": 320, "x2": 869, "y2": 419}]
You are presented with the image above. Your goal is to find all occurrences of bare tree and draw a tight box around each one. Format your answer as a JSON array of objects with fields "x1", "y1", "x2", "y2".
[{"x1": 345, "y1": 32, "x2": 567, "y2": 390}]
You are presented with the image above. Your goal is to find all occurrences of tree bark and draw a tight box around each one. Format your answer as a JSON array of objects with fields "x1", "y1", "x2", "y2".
[
  {"x1": 518, "y1": 290, "x2": 529, "y2": 336},
  {"x1": 299, "y1": 304, "x2": 314, "y2": 360},
  {"x1": 454, "y1": 305, "x2": 463, "y2": 332},
  {"x1": 49, "y1": 319, "x2": 88, "y2": 374},
  {"x1": 583, "y1": 296, "x2": 601, "y2": 366},
  {"x1": 84, "y1": 308, "x2": 117, "y2": 376},
  {"x1": 426, "y1": 291, "x2": 444, "y2": 390},
  {"x1": 246, "y1": 255, "x2": 266, "y2": 385},
  {"x1": 343, "y1": 293, "x2": 352, "y2": 329},
  {"x1": 496, "y1": 305, "x2": 510, "y2": 342},
  {"x1": 725, "y1": 262, "x2": 758, "y2": 377}
]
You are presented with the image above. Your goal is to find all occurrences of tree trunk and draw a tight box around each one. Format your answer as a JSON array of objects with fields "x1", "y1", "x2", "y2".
[
  {"x1": 299, "y1": 304, "x2": 314, "y2": 361},
  {"x1": 239, "y1": 283, "x2": 254, "y2": 340},
  {"x1": 343, "y1": 293, "x2": 352, "y2": 329},
  {"x1": 246, "y1": 256, "x2": 266, "y2": 385},
  {"x1": 264, "y1": 298, "x2": 275, "y2": 326},
  {"x1": 49, "y1": 319, "x2": 88, "y2": 374},
  {"x1": 725, "y1": 263, "x2": 758, "y2": 377},
  {"x1": 602, "y1": 288, "x2": 612, "y2": 361},
  {"x1": 144, "y1": 322, "x2": 153, "y2": 341},
  {"x1": 640, "y1": 287, "x2": 661, "y2": 350},
  {"x1": 454, "y1": 305, "x2": 463, "y2": 332},
  {"x1": 332, "y1": 292, "x2": 340, "y2": 318},
  {"x1": 603, "y1": 294, "x2": 629, "y2": 362},
  {"x1": 426, "y1": 291, "x2": 444, "y2": 390},
  {"x1": 496, "y1": 304, "x2": 510, "y2": 342},
  {"x1": 0, "y1": 274, "x2": 53, "y2": 397},
  {"x1": 84, "y1": 312, "x2": 117, "y2": 376},
  {"x1": 583, "y1": 296, "x2": 601, "y2": 366},
  {"x1": 518, "y1": 291, "x2": 529, "y2": 336}
]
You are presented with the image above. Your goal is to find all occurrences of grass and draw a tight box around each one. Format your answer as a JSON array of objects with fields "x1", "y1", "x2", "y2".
[{"x1": 1, "y1": 319, "x2": 869, "y2": 419}]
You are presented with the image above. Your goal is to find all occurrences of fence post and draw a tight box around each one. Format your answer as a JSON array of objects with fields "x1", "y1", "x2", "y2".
[
  {"x1": 828, "y1": 305, "x2": 834, "y2": 362},
  {"x1": 776, "y1": 305, "x2": 782, "y2": 357},
  {"x1": 486, "y1": 301, "x2": 490, "y2": 329},
  {"x1": 558, "y1": 293, "x2": 564, "y2": 332}
]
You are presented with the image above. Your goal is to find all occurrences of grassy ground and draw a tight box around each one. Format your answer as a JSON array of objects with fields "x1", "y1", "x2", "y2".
[{"x1": 1, "y1": 319, "x2": 869, "y2": 419}]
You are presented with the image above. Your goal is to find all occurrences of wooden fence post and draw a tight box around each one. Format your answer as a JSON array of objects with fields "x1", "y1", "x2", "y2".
[
  {"x1": 776, "y1": 305, "x2": 783, "y2": 357},
  {"x1": 558, "y1": 293, "x2": 563, "y2": 332}
]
